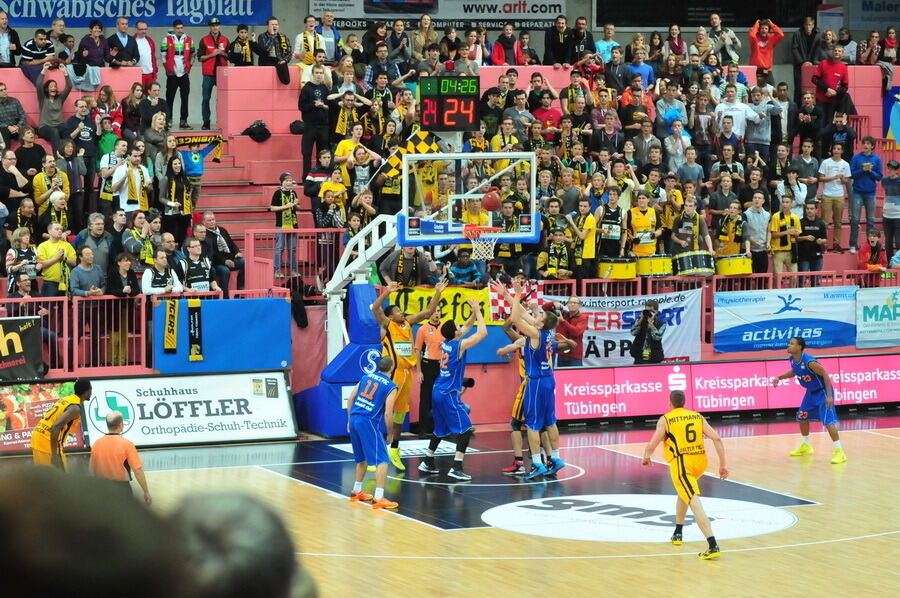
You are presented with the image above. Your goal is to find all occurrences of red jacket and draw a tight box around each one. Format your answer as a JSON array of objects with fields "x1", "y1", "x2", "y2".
[
  {"x1": 748, "y1": 22, "x2": 784, "y2": 69},
  {"x1": 857, "y1": 242, "x2": 887, "y2": 271},
  {"x1": 556, "y1": 311, "x2": 588, "y2": 360},
  {"x1": 162, "y1": 34, "x2": 193, "y2": 75},
  {"x1": 811, "y1": 58, "x2": 849, "y2": 105},
  {"x1": 491, "y1": 38, "x2": 525, "y2": 66},
  {"x1": 199, "y1": 33, "x2": 228, "y2": 76},
  {"x1": 145, "y1": 35, "x2": 158, "y2": 79}
]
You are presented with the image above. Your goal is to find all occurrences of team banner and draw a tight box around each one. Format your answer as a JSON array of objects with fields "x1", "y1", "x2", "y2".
[
  {"x1": 389, "y1": 285, "x2": 502, "y2": 325},
  {"x1": 714, "y1": 286, "x2": 858, "y2": 353},
  {"x1": 174, "y1": 134, "x2": 224, "y2": 162},
  {"x1": 187, "y1": 298, "x2": 203, "y2": 361},
  {"x1": 0, "y1": 1, "x2": 271, "y2": 27},
  {"x1": 0, "y1": 317, "x2": 43, "y2": 381},
  {"x1": 856, "y1": 288, "x2": 900, "y2": 349},
  {"x1": 311, "y1": 0, "x2": 566, "y2": 29},
  {"x1": 163, "y1": 299, "x2": 179, "y2": 354},
  {"x1": 0, "y1": 381, "x2": 85, "y2": 454},
  {"x1": 543, "y1": 290, "x2": 703, "y2": 366},
  {"x1": 85, "y1": 372, "x2": 296, "y2": 448}
]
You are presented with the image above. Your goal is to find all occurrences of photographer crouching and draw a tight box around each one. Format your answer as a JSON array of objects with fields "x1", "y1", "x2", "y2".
[{"x1": 629, "y1": 299, "x2": 666, "y2": 365}]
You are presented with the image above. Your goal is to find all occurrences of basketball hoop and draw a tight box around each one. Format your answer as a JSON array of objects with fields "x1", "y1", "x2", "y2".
[{"x1": 463, "y1": 225, "x2": 503, "y2": 261}]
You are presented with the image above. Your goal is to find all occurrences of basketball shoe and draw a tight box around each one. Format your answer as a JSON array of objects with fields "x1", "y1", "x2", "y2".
[
  {"x1": 525, "y1": 463, "x2": 548, "y2": 480},
  {"x1": 830, "y1": 448, "x2": 847, "y2": 464},
  {"x1": 372, "y1": 498, "x2": 399, "y2": 509},
  {"x1": 545, "y1": 457, "x2": 566, "y2": 475},
  {"x1": 350, "y1": 490, "x2": 373, "y2": 502},
  {"x1": 448, "y1": 467, "x2": 472, "y2": 481},
  {"x1": 388, "y1": 447, "x2": 406, "y2": 470},
  {"x1": 418, "y1": 458, "x2": 440, "y2": 474},
  {"x1": 502, "y1": 460, "x2": 526, "y2": 476},
  {"x1": 789, "y1": 443, "x2": 814, "y2": 456},
  {"x1": 670, "y1": 532, "x2": 683, "y2": 545},
  {"x1": 699, "y1": 546, "x2": 721, "y2": 560}
]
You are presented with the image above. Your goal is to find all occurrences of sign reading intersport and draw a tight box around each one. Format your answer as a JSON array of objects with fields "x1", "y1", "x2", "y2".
[
  {"x1": 85, "y1": 371, "x2": 296, "y2": 448},
  {"x1": 0, "y1": 0, "x2": 270, "y2": 27},
  {"x1": 311, "y1": 0, "x2": 566, "y2": 30}
]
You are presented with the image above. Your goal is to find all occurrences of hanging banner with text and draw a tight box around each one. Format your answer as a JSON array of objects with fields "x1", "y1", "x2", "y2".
[
  {"x1": 849, "y1": 0, "x2": 900, "y2": 30},
  {"x1": 543, "y1": 289, "x2": 703, "y2": 366},
  {"x1": 0, "y1": 1, "x2": 271, "y2": 27},
  {"x1": 311, "y1": 0, "x2": 565, "y2": 29},
  {"x1": 0, "y1": 381, "x2": 84, "y2": 455},
  {"x1": 0, "y1": 316, "x2": 43, "y2": 381},
  {"x1": 388, "y1": 285, "x2": 502, "y2": 325},
  {"x1": 714, "y1": 286, "x2": 857, "y2": 353},
  {"x1": 84, "y1": 372, "x2": 296, "y2": 448},
  {"x1": 856, "y1": 287, "x2": 900, "y2": 349}
]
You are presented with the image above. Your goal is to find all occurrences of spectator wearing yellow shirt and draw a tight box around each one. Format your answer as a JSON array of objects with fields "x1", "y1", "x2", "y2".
[
  {"x1": 333, "y1": 122, "x2": 365, "y2": 165},
  {"x1": 565, "y1": 197, "x2": 596, "y2": 280},
  {"x1": 318, "y1": 169, "x2": 349, "y2": 220},
  {"x1": 490, "y1": 117, "x2": 519, "y2": 172},
  {"x1": 37, "y1": 221, "x2": 77, "y2": 296},
  {"x1": 767, "y1": 195, "x2": 802, "y2": 274},
  {"x1": 658, "y1": 173, "x2": 684, "y2": 252},
  {"x1": 32, "y1": 155, "x2": 70, "y2": 216}
]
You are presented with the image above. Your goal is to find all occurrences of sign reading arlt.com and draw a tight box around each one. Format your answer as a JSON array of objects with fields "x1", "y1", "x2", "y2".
[
  {"x1": 85, "y1": 372, "x2": 296, "y2": 448},
  {"x1": 855, "y1": 287, "x2": 900, "y2": 348},
  {"x1": 311, "y1": 0, "x2": 566, "y2": 29}
]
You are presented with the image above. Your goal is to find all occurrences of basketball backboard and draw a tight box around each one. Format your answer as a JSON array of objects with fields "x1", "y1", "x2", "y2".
[{"x1": 396, "y1": 151, "x2": 539, "y2": 247}]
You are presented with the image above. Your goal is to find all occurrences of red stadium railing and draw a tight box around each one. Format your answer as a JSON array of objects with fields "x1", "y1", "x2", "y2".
[
  {"x1": 244, "y1": 228, "x2": 344, "y2": 301},
  {"x1": 644, "y1": 276, "x2": 708, "y2": 295},
  {"x1": 537, "y1": 279, "x2": 576, "y2": 298},
  {"x1": 840, "y1": 270, "x2": 900, "y2": 288},
  {"x1": 231, "y1": 287, "x2": 292, "y2": 299},
  {"x1": 580, "y1": 278, "x2": 641, "y2": 297},
  {"x1": 71, "y1": 296, "x2": 148, "y2": 373},
  {"x1": 0, "y1": 296, "x2": 70, "y2": 374},
  {"x1": 775, "y1": 270, "x2": 841, "y2": 289},
  {"x1": 849, "y1": 115, "x2": 871, "y2": 139}
]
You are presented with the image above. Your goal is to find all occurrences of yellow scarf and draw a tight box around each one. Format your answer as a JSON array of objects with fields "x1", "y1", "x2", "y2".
[
  {"x1": 303, "y1": 32, "x2": 319, "y2": 65},
  {"x1": 336, "y1": 107, "x2": 353, "y2": 136},
  {"x1": 127, "y1": 166, "x2": 149, "y2": 211},
  {"x1": 50, "y1": 208, "x2": 68, "y2": 232},
  {"x1": 281, "y1": 190, "x2": 297, "y2": 229},
  {"x1": 169, "y1": 177, "x2": 192, "y2": 216},
  {"x1": 235, "y1": 38, "x2": 251, "y2": 63},
  {"x1": 131, "y1": 228, "x2": 155, "y2": 265}
]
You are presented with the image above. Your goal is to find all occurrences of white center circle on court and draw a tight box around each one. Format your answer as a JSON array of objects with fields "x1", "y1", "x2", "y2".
[{"x1": 481, "y1": 494, "x2": 798, "y2": 543}]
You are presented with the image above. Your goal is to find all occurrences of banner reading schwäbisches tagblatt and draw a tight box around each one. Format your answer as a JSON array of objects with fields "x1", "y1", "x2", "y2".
[
  {"x1": 0, "y1": 0, "x2": 271, "y2": 27},
  {"x1": 856, "y1": 287, "x2": 900, "y2": 348},
  {"x1": 311, "y1": 0, "x2": 565, "y2": 29},
  {"x1": 714, "y1": 286, "x2": 858, "y2": 353}
]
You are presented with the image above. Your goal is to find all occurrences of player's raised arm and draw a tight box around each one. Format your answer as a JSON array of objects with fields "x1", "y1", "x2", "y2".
[
  {"x1": 461, "y1": 299, "x2": 488, "y2": 351},
  {"x1": 458, "y1": 299, "x2": 480, "y2": 338},
  {"x1": 641, "y1": 415, "x2": 668, "y2": 465},
  {"x1": 501, "y1": 319, "x2": 522, "y2": 342},
  {"x1": 408, "y1": 278, "x2": 448, "y2": 325},
  {"x1": 702, "y1": 418, "x2": 729, "y2": 480},
  {"x1": 497, "y1": 335, "x2": 526, "y2": 357},
  {"x1": 555, "y1": 332, "x2": 577, "y2": 352},
  {"x1": 372, "y1": 281, "x2": 399, "y2": 328}
]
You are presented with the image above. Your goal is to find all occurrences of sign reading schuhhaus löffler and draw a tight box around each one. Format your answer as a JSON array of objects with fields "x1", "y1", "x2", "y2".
[{"x1": 0, "y1": 0, "x2": 271, "y2": 27}]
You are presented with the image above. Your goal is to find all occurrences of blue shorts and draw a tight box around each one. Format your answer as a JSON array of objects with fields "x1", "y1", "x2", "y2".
[
  {"x1": 797, "y1": 390, "x2": 839, "y2": 426},
  {"x1": 349, "y1": 415, "x2": 388, "y2": 466},
  {"x1": 523, "y1": 376, "x2": 556, "y2": 431},
  {"x1": 432, "y1": 387, "x2": 473, "y2": 438}
]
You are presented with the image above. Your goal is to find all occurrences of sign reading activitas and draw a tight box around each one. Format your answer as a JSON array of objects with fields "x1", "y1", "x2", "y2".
[{"x1": 86, "y1": 372, "x2": 296, "y2": 447}]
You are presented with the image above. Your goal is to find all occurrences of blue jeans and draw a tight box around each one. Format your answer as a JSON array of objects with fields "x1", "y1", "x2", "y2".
[
  {"x1": 274, "y1": 234, "x2": 297, "y2": 271},
  {"x1": 41, "y1": 281, "x2": 62, "y2": 297},
  {"x1": 215, "y1": 257, "x2": 245, "y2": 295},
  {"x1": 556, "y1": 355, "x2": 583, "y2": 368},
  {"x1": 523, "y1": 254, "x2": 538, "y2": 280},
  {"x1": 201, "y1": 75, "x2": 216, "y2": 125},
  {"x1": 850, "y1": 192, "x2": 877, "y2": 248},
  {"x1": 798, "y1": 256, "x2": 824, "y2": 272}
]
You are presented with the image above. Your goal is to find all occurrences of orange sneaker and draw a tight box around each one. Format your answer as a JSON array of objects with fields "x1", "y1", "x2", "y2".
[
  {"x1": 371, "y1": 497, "x2": 399, "y2": 509},
  {"x1": 350, "y1": 490, "x2": 373, "y2": 502}
]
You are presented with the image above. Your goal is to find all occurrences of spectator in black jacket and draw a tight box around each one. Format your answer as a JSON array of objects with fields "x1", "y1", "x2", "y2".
[
  {"x1": 228, "y1": 24, "x2": 256, "y2": 66},
  {"x1": 791, "y1": 17, "x2": 820, "y2": 104},
  {"x1": 304, "y1": 149, "x2": 332, "y2": 213},
  {"x1": 107, "y1": 17, "x2": 139, "y2": 67},
  {"x1": 299, "y1": 65, "x2": 330, "y2": 178},
  {"x1": 0, "y1": 12, "x2": 21, "y2": 68},
  {"x1": 138, "y1": 81, "x2": 170, "y2": 133},
  {"x1": 106, "y1": 252, "x2": 140, "y2": 366},
  {"x1": 202, "y1": 211, "x2": 244, "y2": 296},
  {"x1": 567, "y1": 17, "x2": 595, "y2": 64},
  {"x1": 604, "y1": 46, "x2": 628, "y2": 95},
  {"x1": 792, "y1": 91, "x2": 825, "y2": 156},
  {"x1": 543, "y1": 16, "x2": 570, "y2": 67}
]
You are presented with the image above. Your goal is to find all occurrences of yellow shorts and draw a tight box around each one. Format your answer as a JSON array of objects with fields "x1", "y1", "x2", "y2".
[
  {"x1": 32, "y1": 449, "x2": 68, "y2": 472},
  {"x1": 669, "y1": 453, "x2": 707, "y2": 504},
  {"x1": 391, "y1": 367, "x2": 412, "y2": 414},
  {"x1": 511, "y1": 378, "x2": 526, "y2": 422}
]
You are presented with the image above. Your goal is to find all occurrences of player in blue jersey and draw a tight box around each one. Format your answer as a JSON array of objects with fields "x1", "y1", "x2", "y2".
[
  {"x1": 346, "y1": 356, "x2": 401, "y2": 508},
  {"x1": 418, "y1": 299, "x2": 487, "y2": 481},
  {"x1": 495, "y1": 280, "x2": 577, "y2": 480},
  {"x1": 771, "y1": 337, "x2": 847, "y2": 464}
]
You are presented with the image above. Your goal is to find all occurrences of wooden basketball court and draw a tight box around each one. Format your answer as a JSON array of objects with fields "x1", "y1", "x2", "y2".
[{"x1": 3, "y1": 412, "x2": 898, "y2": 596}]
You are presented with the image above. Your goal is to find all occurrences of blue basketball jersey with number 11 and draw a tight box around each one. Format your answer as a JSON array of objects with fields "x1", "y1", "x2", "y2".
[
  {"x1": 350, "y1": 372, "x2": 397, "y2": 421},
  {"x1": 790, "y1": 353, "x2": 827, "y2": 392},
  {"x1": 524, "y1": 329, "x2": 557, "y2": 378}
]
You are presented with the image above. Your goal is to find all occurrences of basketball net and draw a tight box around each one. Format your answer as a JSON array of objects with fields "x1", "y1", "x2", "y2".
[{"x1": 463, "y1": 225, "x2": 502, "y2": 261}]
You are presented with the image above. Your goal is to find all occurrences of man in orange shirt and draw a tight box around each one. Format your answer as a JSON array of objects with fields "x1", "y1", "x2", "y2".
[
  {"x1": 413, "y1": 309, "x2": 444, "y2": 437},
  {"x1": 90, "y1": 410, "x2": 152, "y2": 505},
  {"x1": 748, "y1": 19, "x2": 784, "y2": 84}
]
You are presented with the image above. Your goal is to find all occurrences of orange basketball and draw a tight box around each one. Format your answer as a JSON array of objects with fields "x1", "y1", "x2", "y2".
[{"x1": 482, "y1": 190, "x2": 501, "y2": 211}]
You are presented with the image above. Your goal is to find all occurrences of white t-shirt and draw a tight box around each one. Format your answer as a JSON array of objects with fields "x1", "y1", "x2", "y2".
[
  {"x1": 818, "y1": 158, "x2": 851, "y2": 198},
  {"x1": 111, "y1": 165, "x2": 151, "y2": 213},
  {"x1": 135, "y1": 36, "x2": 153, "y2": 74}
]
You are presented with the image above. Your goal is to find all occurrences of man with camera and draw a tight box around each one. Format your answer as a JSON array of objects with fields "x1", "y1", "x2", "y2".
[{"x1": 629, "y1": 299, "x2": 666, "y2": 364}]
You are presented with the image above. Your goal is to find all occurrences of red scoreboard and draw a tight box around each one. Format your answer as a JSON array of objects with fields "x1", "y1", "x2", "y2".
[{"x1": 419, "y1": 76, "x2": 480, "y2": 132}]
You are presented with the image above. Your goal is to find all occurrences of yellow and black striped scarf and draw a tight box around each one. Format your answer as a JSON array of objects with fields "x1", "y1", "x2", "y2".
[
  {"x1": 50, "y1": 208, "x2": 68, "y2": 232},
  {"x1": 234, "y1": 38, "x2": 252, "y2": 63},
  {"x1": 127, "y1": 166, "x2": 149, "y2": 211},
  {"x1": 169, "y1": 177, "x2": 192, "y2": 216},
  {"x1": 131, "y1": 228, "x2": 155, "y2": 265},
  {"x1": 302, "y1": 32, "x2": 319, "y2": 65}
]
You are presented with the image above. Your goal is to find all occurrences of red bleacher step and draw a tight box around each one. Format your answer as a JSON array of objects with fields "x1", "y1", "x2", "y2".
[
  {"x1": 200, "y1": 166, "x2": 246, "y2": 182},
  {"x1": 201, "y1": 191, "x2": 267, "y2": 209},
  {"x1": 227, "y1": 134, "x2": 297, "y2": 167},
  {"x1": 245, "y1": 160, "x2": 304, "y2": 186},
  {"x1": 206, "y1": 154, "x2": 236, "y2": 168}
]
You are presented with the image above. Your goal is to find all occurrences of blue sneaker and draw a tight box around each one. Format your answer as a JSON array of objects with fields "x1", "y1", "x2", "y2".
[
  {"x1": 525, "y1": 463, "x2": 548, "y2": 479},
  {"x1": 545, "y1": 457, "x2": 566, "y2": 475}
]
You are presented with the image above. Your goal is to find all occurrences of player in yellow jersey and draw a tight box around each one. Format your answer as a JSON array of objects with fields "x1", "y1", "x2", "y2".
[
  {"x1": 30, "y1": 379, "x2": 94, "y2": 471},
  {"x1": 372, "y1": 278, "x2": 448, "y2": 470},
  {"x1": 642, "y1": 390, "x2": 729, "y2": 560}
]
